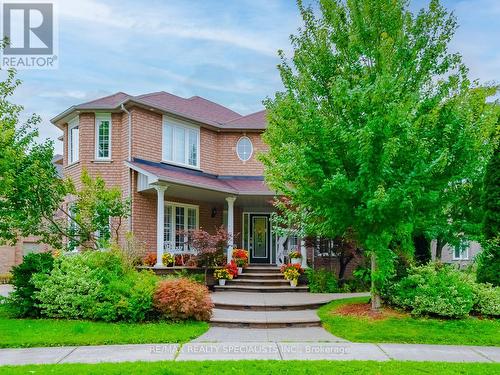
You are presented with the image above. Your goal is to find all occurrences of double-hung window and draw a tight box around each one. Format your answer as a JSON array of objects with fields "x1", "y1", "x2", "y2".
[
  {"x1": 453, "y1": 240, "x2": 469, "y2": 260},
  {"x1": 68, "y1": 117, "x2": 79, "y2": 164},
  {"x1": 162, "y1": 116, "x2": 199, "y2": 168},
  {"x1": 95, "y1": 113, "x2": 111, "y2": 160},
  {"x1": 164, "y1": 202, "x2": 198, "y2": 252}
]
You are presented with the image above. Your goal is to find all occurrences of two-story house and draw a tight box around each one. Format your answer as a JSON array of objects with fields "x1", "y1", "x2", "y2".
[{"x1": 51, "y1": 91, "x2": 303, "y2": 267}]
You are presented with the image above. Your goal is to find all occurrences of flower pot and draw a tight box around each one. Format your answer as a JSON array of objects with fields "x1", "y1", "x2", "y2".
[
  {"x1": 237, "y1": 267, "x2": 243, "y2": 275},
  {"x1": 291, "y1": 258, "x2": 301, "y2": 265},
  {"x1": 290, "y1": 279, "x2": 298, "y2": 287},
  {"x1": 218, "y1": 279, "x2": 226, "y2": 286}
]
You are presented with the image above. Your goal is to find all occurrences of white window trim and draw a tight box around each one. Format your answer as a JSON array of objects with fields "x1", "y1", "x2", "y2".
[
  {"x1": 164, "y1": 201, "x2": 199, "y2": 252},
  {"x1": 162, "y1": 115, "x2": 200, "y2": 169},
  {"x1": 95, "y1": 113, "x2": 112, "y2": 160},
  {"x1": 236, "y1": 136, "x2": 253, "y2": 162},
  {"x1": 68, "y1": 116, "x2": 79, "y2": 165}
]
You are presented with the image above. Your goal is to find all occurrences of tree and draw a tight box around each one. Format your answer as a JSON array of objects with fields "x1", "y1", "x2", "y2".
[
  {"x1": 39, "y1": 170, "x2": 131, "y2": 250},
  {"x1": 261, "y1": 0, "x2": 499, "y2": 309},
  {"x1": 0, "y1": 65, "x2": 65, "y2": 244},
  {"x1": 476, "y1": 145, "x2": 500, "y2": 286}
]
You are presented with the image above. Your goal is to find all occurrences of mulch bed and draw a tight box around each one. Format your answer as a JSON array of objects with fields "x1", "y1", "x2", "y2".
[{"x1": 334, "y1": 302, "x2": 406, "y2": 320}]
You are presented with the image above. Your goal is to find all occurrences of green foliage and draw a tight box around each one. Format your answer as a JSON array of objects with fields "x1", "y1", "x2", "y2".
[
  {"x1": 306, "y1": 268, "x2": 338, "y2": 293},
  {"x1": 44, "y1": 170, "x2": 131, "y2": 250},
  {"x1": 477, "y1": 146, "x2": 500, "y2": 286},
  {"x1": 389, "y1": 264, "x2": 475, "y2": 318},
  {"x1": 33, "y1": 251, "x2": 158, "y2": 322},
  {"x1": 261, "y1": 0, "x2": 499, "y2": 302},
  {"x1": 0, "y1": 64, "x2": 65, "y2": 243},
  {"x1": 471, "y1": 282, "x2": 500, "y2": 317},
  {"x1": 7, "y1": 253, "x2": 54, "y2": 317}
]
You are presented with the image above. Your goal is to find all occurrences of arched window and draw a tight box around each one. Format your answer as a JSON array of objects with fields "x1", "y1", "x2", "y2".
[{"x1": 236, "y1": 136, "x2": 253, "y2": 161}]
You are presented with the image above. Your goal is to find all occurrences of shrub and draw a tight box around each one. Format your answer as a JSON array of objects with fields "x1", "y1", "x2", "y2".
[
  {"x1": 390, "y1": 263, "x2": 475, "y2": 318},
  {"x1": 34, "y1": 250, "x2": 158, "y2": 322},
  {"x1": 472, "y1": 282, "x2": 500, "y2": 317},
  {"x1": 8, "y1": 252, "x2": 54, "y2": 317},
  {"x1": 305, "y1": 268, "x2": 338, "y2": 293},
  {"x1": 476, "y1": 243, "x2": 500, "y2": 286},
  {"x1": 142, "y1": 252, "x2": 157, "y2": 266},
  {"x1": 153, "y1": 278, "x2": 213, "y2": 321}
]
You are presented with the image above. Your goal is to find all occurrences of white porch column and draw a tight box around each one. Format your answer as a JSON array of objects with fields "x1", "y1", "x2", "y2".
[
  {"x1": 226, "y1": 196, "x2": 237, "y2": 263},
  {"x1": 300, "y1": 239, "x2": 308, "y2": 268},
  {"x1": 154, "y1": 184, "x2": 168, "y2": 267}
]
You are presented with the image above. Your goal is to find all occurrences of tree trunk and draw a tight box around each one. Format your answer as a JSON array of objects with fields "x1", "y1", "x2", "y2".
[
  {"x1": 435, "y1": 237, "x2": 445, "y2": 261},
  {"x1": 371, "y1": 253, "x2": 381, "y2": 310}
]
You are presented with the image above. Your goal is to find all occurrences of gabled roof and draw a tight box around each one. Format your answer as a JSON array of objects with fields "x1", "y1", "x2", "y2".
[
  {"x1": 127, "y1": 158, "x2": 273, "y2": 195},
  {"x1": 51, "y1": 91, "x2": 267, "y2": 131}
]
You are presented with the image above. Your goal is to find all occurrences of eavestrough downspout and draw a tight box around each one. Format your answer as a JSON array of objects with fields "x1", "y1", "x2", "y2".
[{"x1": 121, "y1": 104, "x2": 132, "y2": 231}]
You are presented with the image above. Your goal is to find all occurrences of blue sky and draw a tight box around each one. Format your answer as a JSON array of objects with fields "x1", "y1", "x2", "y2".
[{"x1": 9, "y1": 0, "x2": 500, "y2": 154}]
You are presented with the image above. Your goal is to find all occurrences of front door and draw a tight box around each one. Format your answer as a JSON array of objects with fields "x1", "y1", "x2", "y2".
[{"x1": 249, "y1": 214, "x2": 270, "y2": 264}]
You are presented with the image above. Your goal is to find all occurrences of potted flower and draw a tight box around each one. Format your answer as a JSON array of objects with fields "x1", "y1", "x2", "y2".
[
  {"x1": 289, "y1": 250, "x2": 302, "y2": 265},
  {"x1": 214, "y1": 268, "x2": 232, "y2": 286},
  {"x1": 225, "y1": 260, "x2": 238, "y2": 279},
  {"x1": 232, "y1": 249, "x2": 249, "y2": 274},
  {"x1": 283, "y1": 267, "x2": 300, "y2": 287},
  {"x1": 162, "y1": 253, "x2": 175, "y2": 267}
]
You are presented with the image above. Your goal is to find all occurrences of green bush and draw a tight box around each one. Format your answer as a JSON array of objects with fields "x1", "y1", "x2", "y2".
[
  {"x1": 472, "y1": 282, "x2": 500, "y2": 317},
  {"x1": 390, "y1": 263, "x2": 475, "y2": 318},
  {"x1": 476, "y1": 243, "x2": 500, "y2": 286},
  {"x1": 305, "y1": 268, "x2": 338, "y2": 293},
  {"x1": 34, "y1": 251, "x2": 158, "y2": 322},
  {"x1": 8, "y1": 252, "x2": 54, "y2": 317}
]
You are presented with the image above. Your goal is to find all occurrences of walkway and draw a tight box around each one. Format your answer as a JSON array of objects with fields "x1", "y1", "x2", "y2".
[{"x1": 1, "y1": 342, "x2": 499, "y2": 365}]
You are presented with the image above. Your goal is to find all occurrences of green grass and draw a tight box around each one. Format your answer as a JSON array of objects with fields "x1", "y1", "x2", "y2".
[
  {"x1": 0, "y1": 306, "x2": 208, "y2": 348},
  {"x1": 318, "y1": 297, "x2": 500, "y2": 346},
  {"x1": 0, "y1": 361, "x2": 498, "y2": 374}
]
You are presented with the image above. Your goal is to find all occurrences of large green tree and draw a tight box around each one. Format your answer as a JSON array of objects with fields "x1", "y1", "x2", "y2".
[
  {"x1": 0, "y1": 66, "x2": 65, "y2": 243},
  {"x1": 261, "y1": 0, "x2": 498, "y2": 308}
]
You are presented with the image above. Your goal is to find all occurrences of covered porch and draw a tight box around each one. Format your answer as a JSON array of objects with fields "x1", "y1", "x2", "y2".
[{"x1": 126, "y1": 159, "x2": 307, "y2": 268}]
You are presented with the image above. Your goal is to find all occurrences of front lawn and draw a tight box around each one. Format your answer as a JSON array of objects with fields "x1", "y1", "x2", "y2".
[
  {"x1": 318, "y1": 297, "x2": 500, "y2": 346},
  {"x1": 0, "y1": 306, "x2": 208, "y2": 348},
  {"x1": 0, "y1": 360, "x2": 498, "y2": 374}
]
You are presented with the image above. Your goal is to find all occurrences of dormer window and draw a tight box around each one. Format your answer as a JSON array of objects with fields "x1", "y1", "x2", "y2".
[
  {"x1": 162, "y1": 116, "x2": 200, "y2": 168},
  {"x1": 95, "y1": 113, "x2": 111, "y2": 160}
]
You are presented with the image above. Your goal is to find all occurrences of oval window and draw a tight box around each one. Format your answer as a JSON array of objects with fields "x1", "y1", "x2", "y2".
[{"x1": 236, "y1": 136, "x2": 253, "y2": 161}]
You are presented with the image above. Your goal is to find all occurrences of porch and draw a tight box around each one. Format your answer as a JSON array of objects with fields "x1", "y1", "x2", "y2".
[{"x1": 127, "y1": 159, "x2": 307, "y2": 267}]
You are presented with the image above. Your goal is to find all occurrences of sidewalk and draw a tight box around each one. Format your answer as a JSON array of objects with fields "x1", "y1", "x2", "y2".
[{"x1": 1, "y1": 342, "x2": 498, "y2": 365}]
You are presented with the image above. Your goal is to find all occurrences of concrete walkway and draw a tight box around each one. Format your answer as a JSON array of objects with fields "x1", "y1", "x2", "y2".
[{"x1": 1, "y1": 342, "x2": 499, "y2": 365}]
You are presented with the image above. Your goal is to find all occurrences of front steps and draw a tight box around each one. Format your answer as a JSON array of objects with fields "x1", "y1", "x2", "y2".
[
  {"x1": 213, "y1": 265, "x2": 308, "y2": 293},
  {"x1": 210, "y1": 264, "x2": 321, "y2": 328}
]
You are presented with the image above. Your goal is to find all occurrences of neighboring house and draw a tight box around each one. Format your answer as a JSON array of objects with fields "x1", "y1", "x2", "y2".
[
  {"x1": 51, "y1": 91, "x2": 305, "y2": 268},
  {"x1": 431, "y1": 239, "x2": 482, "y2": 268},
  {"x1": 0, "y1": 155, "x2": 63, "y2": 274}
]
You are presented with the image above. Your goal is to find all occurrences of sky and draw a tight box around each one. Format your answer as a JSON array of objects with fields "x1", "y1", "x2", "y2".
[{"x1": 7, "y1": 0, "x2": 500, "y2": 154}]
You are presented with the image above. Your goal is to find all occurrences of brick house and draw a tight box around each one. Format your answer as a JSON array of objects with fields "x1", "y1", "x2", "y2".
[{"x1": 51, "y1": 91, "x2": 305, "y2": 267}]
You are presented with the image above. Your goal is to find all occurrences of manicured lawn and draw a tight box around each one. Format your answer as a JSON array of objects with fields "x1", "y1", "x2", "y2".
[
  {"x1": 0, "y1": 306, "x2": 208, "y2": 348},
  {"x1": 318, "y1": 297, "x2": 500, "y2": 346},
  {"x1": 0, "y1": 361, "x2": 498, "y2": 374}
]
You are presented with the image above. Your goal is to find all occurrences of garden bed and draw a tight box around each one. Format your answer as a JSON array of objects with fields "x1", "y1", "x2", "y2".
[{"x1": 318, "y1": 297, "x2": 500, "y2": 346}]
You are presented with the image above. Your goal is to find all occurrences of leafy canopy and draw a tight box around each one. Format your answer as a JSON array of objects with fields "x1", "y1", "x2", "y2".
[{"x1": 261, "y1": 0, "x2": 499, "y2": 294}]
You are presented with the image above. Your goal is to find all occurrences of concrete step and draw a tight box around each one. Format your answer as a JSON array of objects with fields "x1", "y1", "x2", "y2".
[
  {"x1": 227, "y1": 279, "x2": 290, "y2": 287},
  {"x1": 214, "y1": 301, "x2": 327, "y2": 311},
  {"x1": 210, "y1": 308, "x2": 321, "y2": 328},
  {"x1": 237, "y1": 273, "x2": 284, "y2": 279},
  {"x1": 214, "y1": 285, "x2": 308, "y2": 293}
]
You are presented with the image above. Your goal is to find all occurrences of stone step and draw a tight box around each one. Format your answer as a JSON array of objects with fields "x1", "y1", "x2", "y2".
[
  {"x1": 227, "y1": 279, "x2": 290, "y2": 287},
  {"x1": 210, "y1": 308, "x2": 321, "y2": 328},
  {"x1": 214, "y1": 285, "x2": 308, "y2": 293},
  {"x1": 214, "y1": 301, "x2": 326, "y2": 311},
  {"x1": 237, "y1": 273, "x2": 284, "y2": 279},
  {"x1": 243, "y1": 267, "x2": 281, "y2": 273}
]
